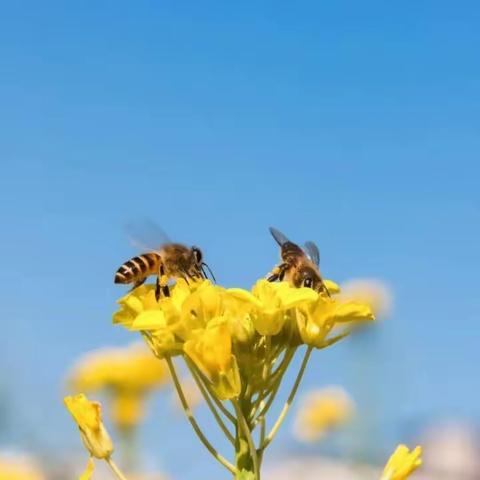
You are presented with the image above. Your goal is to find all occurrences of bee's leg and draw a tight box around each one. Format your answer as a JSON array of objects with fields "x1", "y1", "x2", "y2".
[
  {"x1": 267, "y1": 263, "x2": 288, "y2": 282},
  {"x1": 155, "y1": 264, "x2": 170, "y2": 301},
  {"x1": 129, "y1": 277, "x2": 146, "y2": 292}
]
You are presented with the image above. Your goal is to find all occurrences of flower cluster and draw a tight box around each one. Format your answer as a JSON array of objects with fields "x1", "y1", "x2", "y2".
[{"x1": 113, "y1": 279, "x2": 374, "y2": 402}]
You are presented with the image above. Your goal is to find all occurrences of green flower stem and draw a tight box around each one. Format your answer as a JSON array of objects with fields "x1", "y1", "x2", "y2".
[
  {"x1": 259, "y1": 409, "x2": 266, "y2": 446},
  {"x1": 184, "y1": 357, "x2": 236, "y2": 423},
  {"x1": 251, "y1": 348, "x2": 296, "y2": 425},
  {"x1": 232, "y1": 399, "x2": 260, "y2": 480},
  {"x1": 105, "y1": 457, "x2": 129, "y2": 480},
  {"x1": 166, "y1": 357, "x2": 237, "y2": 475},
  {"x1": 260, "y1": 346, "x2": 313, "y2": 451},
  {"x1": 185, "y1": 358, "x2": 236, "y2": 445},
  {"x1": 117, "y1": 425, "x2": 138, "y2": 473}
]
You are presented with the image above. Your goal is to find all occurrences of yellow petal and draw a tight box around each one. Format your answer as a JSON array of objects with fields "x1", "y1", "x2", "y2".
[
  {"x1": 324, "y1": 279, "x2": 341, "y2": 294},
  {"x1": 280, "y1": 287, "x2": 318, "y2": 308},
  {"x1": 381, "y1": 444, "x2": 422, "y2": 480},
  {"x1": 130, "y1": 310, "x2": 167, "y2": 331},
  {"x1": 227, "y1": 288, "x2": 263, "y2": 308},
  {"x1": 64, "y1": 394, "x2": 113, "y2": 459},
  {"x1": 79, "y1": 457, "x2": 94, "y2": 480},
  {"x1": 334, "y1": 301, "x2": 374, "y2": 323}
]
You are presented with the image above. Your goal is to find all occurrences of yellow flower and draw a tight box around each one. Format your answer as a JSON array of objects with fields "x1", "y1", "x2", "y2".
[
  {"x1": 113, "y1": 280, "x2": 190, "y2": 332},
  {"x1": 184, "y1": 319, "x2": 241, "y2": 400},
  {"x1": 341, "y1": 278, "x2": 393, "y2": 319},
  {"x1": 293, "y1": 387, "x2": 355, "y2": 442},
  {"x1": 296, "y1": 294, "x2": 374, "y2": 348},
  {"x1": 69, "y1": 342, "x2": 169, "y2": 429},
  {"x1": 229, "y1": 280, "x2": 317, "y2": 336},
  {"x1": 381, "y1": 445, "x2": 422, "y2": 480},
  {"x1": 0, "y1": 454, "x2": 44, "y2": 480},
  {"x1": 64, "y1": 394, "x2": 114, "y2": 459}
]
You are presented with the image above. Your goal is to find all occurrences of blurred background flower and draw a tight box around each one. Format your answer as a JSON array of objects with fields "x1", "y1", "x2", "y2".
[
  {"x1": 340, "y1": 279, "x2": 393, "y2": 320},
  {"x1": 293, "y1": 386, "x2": 355, "y2": 443},
  {"x1": 68, "y1": 342, "x2": 170, "y2": 431},
  {"x1": 0, "y1": 452, "x2": 45, "y2": 480},
  {"x1": 67, "y1": 343, "x2": 170, "y2": 472}
]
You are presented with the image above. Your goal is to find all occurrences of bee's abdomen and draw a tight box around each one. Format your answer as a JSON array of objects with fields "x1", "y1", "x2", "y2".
[{"x1": 114, "y1": 253, "x2": 160, "y2": 284}]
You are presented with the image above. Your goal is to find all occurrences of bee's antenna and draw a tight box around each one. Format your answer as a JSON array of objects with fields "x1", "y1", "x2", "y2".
[{"x1": 202, "y1": 262, "x2": 216, "y2": 283}]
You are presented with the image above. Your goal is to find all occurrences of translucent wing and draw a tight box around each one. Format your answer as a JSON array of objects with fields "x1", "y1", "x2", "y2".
[
  {"x1": 124, "y1": 218, "x2": 171, "y2": 253},
  {"x1": 269, "y1": 227, "x2": 291, "y2": 246},
  {"x1": 304, "y1": 241, "x2": 320, "y2": 266}
]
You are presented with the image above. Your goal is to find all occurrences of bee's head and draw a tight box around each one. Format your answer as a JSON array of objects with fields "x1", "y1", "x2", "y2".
[
  {"x1": 298, "y1": 265, "x2": 324, "y2": 292},
  {"x1": 190, "y1": 246, "x2": 216, "y2": 283},
  {"x1": 191, "y1": 246, "x2": 203, "y2": 266}
]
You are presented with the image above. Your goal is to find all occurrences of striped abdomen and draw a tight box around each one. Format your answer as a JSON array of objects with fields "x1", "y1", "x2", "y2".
[{"x1": 114, "y1": 253, "x2": 161, "y2": 284}]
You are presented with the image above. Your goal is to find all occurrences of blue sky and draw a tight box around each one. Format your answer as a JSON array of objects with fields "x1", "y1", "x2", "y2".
[{"x1": 0, "y1": 1, "x2": 479, "y2": 477}]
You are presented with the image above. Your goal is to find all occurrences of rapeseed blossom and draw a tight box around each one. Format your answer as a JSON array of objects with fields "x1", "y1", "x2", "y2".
[{"x1": 112, "y1": 277, "x2": 374, "y2": 479}]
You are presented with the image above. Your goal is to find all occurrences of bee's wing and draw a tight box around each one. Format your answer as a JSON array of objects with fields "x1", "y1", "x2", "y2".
[
  {"x1": 269, "y1": 227, "x2": 291, "y2": 246},
  {"x1": 304, "y1": 241, "x2": 320, "y2": 266},
  {"x1": 124, "y1": 218, "x2": 171, "y2": 253}
]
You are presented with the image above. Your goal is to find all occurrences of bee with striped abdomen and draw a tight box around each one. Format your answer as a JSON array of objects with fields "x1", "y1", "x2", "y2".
[
  {"x1": 266, "y1": 227, "x2": 329, "y2": 295},
  {"x1": 114, "y1": 222, "x2": 214, "y2": 300}
]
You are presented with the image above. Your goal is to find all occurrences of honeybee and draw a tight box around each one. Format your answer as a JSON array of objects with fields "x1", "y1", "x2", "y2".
[
  {"x1": 266, "y1": 227, "x2": 330, "y2": 295},
  {"x1": 114, "y1": 222, "x2": 215, "y2": 300}
]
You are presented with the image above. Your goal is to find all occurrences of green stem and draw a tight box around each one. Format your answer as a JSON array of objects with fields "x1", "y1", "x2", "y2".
[
  {"x1": 260, "y1": 346, "x2": 312, "y2": 451},
  {"x1": 185, "y1": 358, "x2": 236, "y2": 424},
  {"x1": 105, "y1": 457, "x2": 129, "y2": 480},
  {"x1": 186, "y1": 358, "x2": 235, "y2": 445},
  {"x1": 251, "y1": 348, "x2": 296, "y2": 425},
  {"x1": 166, "y1": 357, "x2": 237, "y2": 475},
  {"x1": 232, "y1": 400, "x2": 260, "y2": 480}
]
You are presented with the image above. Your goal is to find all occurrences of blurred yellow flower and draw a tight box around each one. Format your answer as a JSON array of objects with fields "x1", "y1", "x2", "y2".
[
  {"x1": 381, "y1": 444, "x2": 422, "y2": 480},
  {"x1": 79, "y1": 458, "x2": 94, "y2": 480},
  {"x1": 64, "y1": 394, "x2": 114, "y2": 459},
  {"x1": 69, "y1": 342, "x2": 169, "y2": 429},
  {"x1": 0, "y1": 454, "x2": 44, "y2": 480},
  {"x1": 293, "y1": 387, "x2": 355, "y2": 442},
  {"x1": 341, "y1": 278, "x2": 393, "y2": 319}
]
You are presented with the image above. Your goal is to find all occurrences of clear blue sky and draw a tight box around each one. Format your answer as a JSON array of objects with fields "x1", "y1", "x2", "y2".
[{"x1": 0, "y1": 1, "x2": 479, "y2": 477}]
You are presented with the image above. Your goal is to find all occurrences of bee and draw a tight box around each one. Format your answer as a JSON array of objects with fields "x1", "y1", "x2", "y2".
[
  {"x1": 266, "y1": 227, "x2": 329, "y2": 295},
  {"x1": 114, "y1": 221, "x2": 215, "y2": 300}
]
